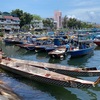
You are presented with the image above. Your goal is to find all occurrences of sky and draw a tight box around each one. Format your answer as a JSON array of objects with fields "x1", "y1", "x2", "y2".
[{"x1": 1, "y1": 0, "x2": 100, "y2": 23}]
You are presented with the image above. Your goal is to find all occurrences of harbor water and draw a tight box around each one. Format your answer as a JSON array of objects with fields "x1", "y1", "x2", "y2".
[{"x1": 0, "y1": 41, "x2": 100, "y2": 100}]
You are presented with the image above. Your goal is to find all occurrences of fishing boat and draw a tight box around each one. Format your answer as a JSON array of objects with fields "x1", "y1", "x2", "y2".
[
  {"x1": 34, "y1": 37, "x2": 52, "y2": 52},
  {"x1": 48, "y1": 46, "x2": 66, "y2": 58},
  {"x1": 94, "y1": 41, "x2": 100, "y2": 46},
  {"x1": 0, "y1": 57, "x2": 100, "y2": 88},
  {"x1": 16, "y1": 43, "x2": 36, "y2": 51},
  {"x1": 45, "y1": 45, "x2": 57, "y2": 52},
  {"x1": 8, "y1": 58, "x2": 100, "y2": 77},
  {"x1": 93, "y1": 35, "x2": 100, "y2": 46},
  {"x1": 35, "y1": 44, "x2": 55, "y2": 52},
  {"x1": 34, "y1": 45, "x2": 48, "y2": 52},
  {"x1": 4, "y1": 38, "x2": 23, "y2": 45},
  {"x1": 67, "y1": 40, "x2": 96, "y2": 58}
]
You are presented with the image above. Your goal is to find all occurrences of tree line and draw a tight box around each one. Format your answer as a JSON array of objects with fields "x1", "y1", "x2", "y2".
[
  {"x1": 1, "y1": 9, "x2": 95, "y2": 30},
  {"x1": 62, "y1": 16, "x2": 94, "y2": 29}
]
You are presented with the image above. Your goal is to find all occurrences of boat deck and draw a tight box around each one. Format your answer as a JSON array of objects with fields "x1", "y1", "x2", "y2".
[{"x1": 1, "y1": 59, "x2": 94, "y2": 84}]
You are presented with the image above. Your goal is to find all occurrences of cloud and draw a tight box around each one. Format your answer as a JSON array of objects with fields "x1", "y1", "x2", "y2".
[
  {"x1": 67, "y1": 15, "x2": 76, "y2": 18},
  {"x1": 61, "y1": 0, "x2": 100, "y2": 23},
  {"x1": 64, "y1": 4, "x2": 100, "y2": 23}
]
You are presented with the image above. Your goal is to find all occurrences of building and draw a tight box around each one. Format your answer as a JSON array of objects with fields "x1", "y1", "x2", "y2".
[
  {"x1": 0, "y1": 13, "x2": 20, "y2": 33},
  {"x1": 43, "y1": 18, "x2": 56, "y2": 30},
  {"x1": 54, "y1": 11, "x2": 62, "y2": 29},
  {"x1": 30, "y1": 20, "x2": 43, "y2": 30}
]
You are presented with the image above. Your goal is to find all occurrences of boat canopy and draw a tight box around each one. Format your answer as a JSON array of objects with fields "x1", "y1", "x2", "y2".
[{"x1": 37, "y1": 37, "x2": 50, "y2": 40}]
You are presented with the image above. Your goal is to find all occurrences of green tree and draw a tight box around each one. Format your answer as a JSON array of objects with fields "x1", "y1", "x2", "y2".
[
  {"x1": 67, "y1": 18, "x2": 77, "y2": 29},
  {"x1": 11, "y1": 9, "x2": 23, "y2": 18},
  {"x1": 67, "y1": 17, "x2": 94, "y2": 29},
  {"x1": 81, "y1": 22, "x2": 93, "y2": 28},
  {"x1": 62, "y1": 16, "x2": 68, "y2": 28},
  {"x1": 2, "y1": 12, "x2": 10, "y2": 16},
  {"x1": 42, "y1": 18, "x2": 54, "y2": 30},
  {"x1": 32, "y1": 14, "x2": 42, "y2": 20},
  {"x1": 23, "y1": 12, "x2": 33, "y2": 24},
  {"x1": 30, "y1": 14, "x2": 42, "y2": 27},
  {"x1": 21, "y1": 25, "x2": 30, "y2": 31},
  {"x1": 11, "y1": 9, "x2": 33, "y2": 28}
]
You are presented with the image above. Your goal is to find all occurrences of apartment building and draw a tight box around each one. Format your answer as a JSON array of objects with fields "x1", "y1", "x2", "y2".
[
  {"x1": 0, "y1": 14, "x2": 20, "y2": 33},
  {"x1": 54, "y1": 11, "x2": 62, "y2": 29},
  {"x1": 31, "y1": 20, "x2": 43, "y2": 30}
]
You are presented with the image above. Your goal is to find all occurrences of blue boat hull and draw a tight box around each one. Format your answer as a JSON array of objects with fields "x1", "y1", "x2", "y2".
[
  {"x1": 24, "y1": 46, "x2": 35, "y2": 51},
  {"x1": 4, "y1": 39, "x2": 23, "y2": 44},
  {"x1": 45, "y1": 47, "x2": 55, "y2": 52},
  {"x1": 67, "y1": 46, "x2": 95, "y2": 58}
]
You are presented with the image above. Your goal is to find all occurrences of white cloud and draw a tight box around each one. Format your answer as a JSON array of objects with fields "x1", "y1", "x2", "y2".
[
  {"x1": 67, "y1": 15, "x2": 76, "y2": 18},
  {"x1": 61, "y1": 0, "x2": 100, "y2": 23},
  {"x1": 64, "y1": 6, "x2": 100, "y2": 23}
]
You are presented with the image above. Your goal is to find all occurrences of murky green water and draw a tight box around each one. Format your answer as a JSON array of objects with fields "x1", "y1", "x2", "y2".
[{"x1": 0, "y1": 41, "x2": 100, "y2": 100}]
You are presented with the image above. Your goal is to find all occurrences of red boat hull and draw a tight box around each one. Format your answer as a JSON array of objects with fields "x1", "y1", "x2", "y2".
[{"x1": 94, "y1": 41, "x2": 100, "y2": 46}]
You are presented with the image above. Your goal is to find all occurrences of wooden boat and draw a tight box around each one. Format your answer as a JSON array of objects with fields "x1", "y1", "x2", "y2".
[
  {"x1": 45, "y1": 45, "x2": 57, "y2": 52},
  {"x1": 0, "y1": 57, "x2": 100, "y2": 88},
  {"x1": 34, "y1": 45, "x2": 48, "y2": 52},
  {"x1": 8, "y1": 58, "x2": 100, "y2": 77},
  {"x1": 48, "y1": 46, "x2": 66, "y2": 58},
  {"x1": 4, "y1": 38, "x2": 23, "y2": 44},
  {"x1": 16, "y1": 43, "x2": 36, "y2": 51},
  {"x1": 35, "y1": 44, "x2": 55, "y2": 52}
]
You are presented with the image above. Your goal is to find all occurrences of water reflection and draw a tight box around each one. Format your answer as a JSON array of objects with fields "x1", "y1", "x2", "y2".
[
  {"x1": 95, "y1": 46, "x2": 100, "y2": 50},
  {"x1": 22, "y1": 50, "x2": 36, "y2": 56},
  {"x1": 48, "y1": 57, "x2": 61, "y2": 64},
  {"x1": 11, "y1": 75, "x2": 78, "y2": 100},
  {"x1": 4, "y1": 71, "x2": 100, "y2": 100},
  {"x1": 1, "y1": 71, "x2": 100, "y2": 100},
  {"x1": 1, "y1": 41, "x2": 100, "y2": 100},
  {"x1": 67, "y1": 53, "x2": 94, "y2": 67},
  {"x1": 3, "y1": 45, "x2": 26, "y2": 58},
  {"x1": 67, "y1": 87, "x2": 98, "y2": 100},
  {"x1": 36, "y1": 51, "x2": 48, "y2": 59}
]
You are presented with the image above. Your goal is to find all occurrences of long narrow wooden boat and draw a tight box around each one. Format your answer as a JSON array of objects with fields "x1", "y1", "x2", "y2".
[
  {"x1": 48, "y1": 46, "x2": 66, "y2": 58},
  {"x1": 0, "y1": 58, "x2": 100, "y2": 88},
  {"x1": 8, "y1": 58, "x2": 100, "y2": 77}
]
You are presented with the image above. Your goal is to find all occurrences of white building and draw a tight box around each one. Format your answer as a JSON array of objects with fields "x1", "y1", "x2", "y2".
[
  {"x1": 0, "y1": 14, "x2": 20, "y2": 33},
  {"x1": 31, "y1": 20, "x2": 43, "y2": 30}
]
